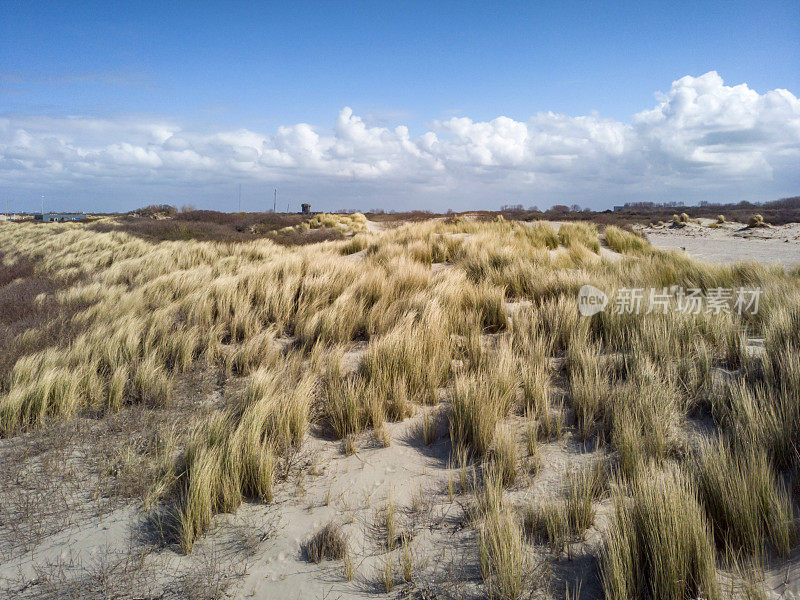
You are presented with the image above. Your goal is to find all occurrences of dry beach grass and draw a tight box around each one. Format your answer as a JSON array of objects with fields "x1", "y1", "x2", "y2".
[{"x1": 0, "y1": 212, "x2": 799, "y2": 599}]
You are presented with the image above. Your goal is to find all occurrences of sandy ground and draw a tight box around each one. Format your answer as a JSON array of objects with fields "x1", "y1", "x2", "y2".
[
  {"x1": 640, "y1": 220, "x2": 800, "y2": 269},
  {"x1": 364, "y1": 219, "x2": 388, "y2": 234},
  {"x1": 0, "y1": 388, "x2": 589, "y2": 600},
  {"x1": 10, "y1": 337, "x2": 794, "y2": 600},
  {"x1": 0, "y1": 329, "x2": 605, "y2": 600}
]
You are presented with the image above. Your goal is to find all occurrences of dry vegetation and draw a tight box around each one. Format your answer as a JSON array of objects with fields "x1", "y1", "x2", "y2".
[
  {"x1": 91, "y1": 208, "x2": 345, "y2": 245},
  {"x1": 1, "y1": 213, "x2": 798, "y2": 599},
  {"x1": 497, "y1": 195, "x2": 800, "y2": 227}
]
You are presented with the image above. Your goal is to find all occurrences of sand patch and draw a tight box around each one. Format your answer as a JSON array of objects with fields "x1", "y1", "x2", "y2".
[{"x1": 641, "y1": 221, "x2": 800, "y2": 268}]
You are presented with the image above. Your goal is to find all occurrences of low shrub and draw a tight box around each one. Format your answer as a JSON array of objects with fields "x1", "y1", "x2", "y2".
[{"x1": 304, "y1": 522, "x2": 348, "y2": 563}]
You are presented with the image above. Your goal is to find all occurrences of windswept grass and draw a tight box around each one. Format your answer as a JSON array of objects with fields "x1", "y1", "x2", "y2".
[
  {"x1": 602, "y1": 465, "x2": 719, "y2": 600},
  {"x1": 567, "y1": 344, "x2": 613, "y2": 440},
  {"x1": 559, "y1": 222, "x2": 601, "y2": 253},
  {"x1": 608, "y1": 360, "x2": 683, "y2": 478},
  {"x1": 450, "y1": 368, "x2": 517, "y2": 458},
  {"x1": 713, "y1": 379, "x2": 800, "y2": 471},
  {"x1": 476, "y1": 464, "x2": 544, "y2": 599},
  {"x1": 323, "y1": 375, "x2": 369, "y2": 439},
  {"x1": 480, "y1": 509, "x2": 529, "y2": 599},
  {"x1": 1, "y1": 211, "x2": 799, "y2": 597},
  {"x1": 304, "y1": 212, "x2": 368, "y2": 235},
  {"x1": 691, "y1": 437, "x2": 795, "y2": 558},
  {"x1": 525, "y1": 460, "x2": 608, "y2": 553},
  {"x1": 604, "y1": 226, "x2": 649, "y2": 254},
  {"x1": 176, "y1": 362, "x2": 313, "y2": 552}
]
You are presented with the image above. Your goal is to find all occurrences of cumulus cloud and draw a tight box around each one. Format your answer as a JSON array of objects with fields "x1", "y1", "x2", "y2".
[
  {"x1": 634, "y1": 72, "x2": 800, "y2": 179},
  {"x1": 0, "y1": 72, "x2": 798, "y2": 210}
]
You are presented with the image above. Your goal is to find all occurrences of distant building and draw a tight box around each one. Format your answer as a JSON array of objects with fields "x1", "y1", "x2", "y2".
[
  {"x1": 35, "y1": 213, "x2": 88, "y2": 222},
  {"x1": 301, "y1": 203, "x2": 311, "y2": 214}
]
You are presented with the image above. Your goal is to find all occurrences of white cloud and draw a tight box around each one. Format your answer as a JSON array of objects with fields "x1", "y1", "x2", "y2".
[
  {"x1": 633, "y1": 72, "x2": 800, "y2": 179},
  {"x1": 0, "y1": 72, "x2": 798, "y2": 210}
]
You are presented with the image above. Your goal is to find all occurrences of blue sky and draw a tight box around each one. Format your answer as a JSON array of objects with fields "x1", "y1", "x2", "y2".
[{"x1": 1, "y1": 0, "x2": 799, "y2": 213}]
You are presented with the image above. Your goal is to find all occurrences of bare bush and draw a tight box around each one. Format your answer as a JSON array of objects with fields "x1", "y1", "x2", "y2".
[{"x1": 303, "y1": 522, "x2": 348, "y2": 563}]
